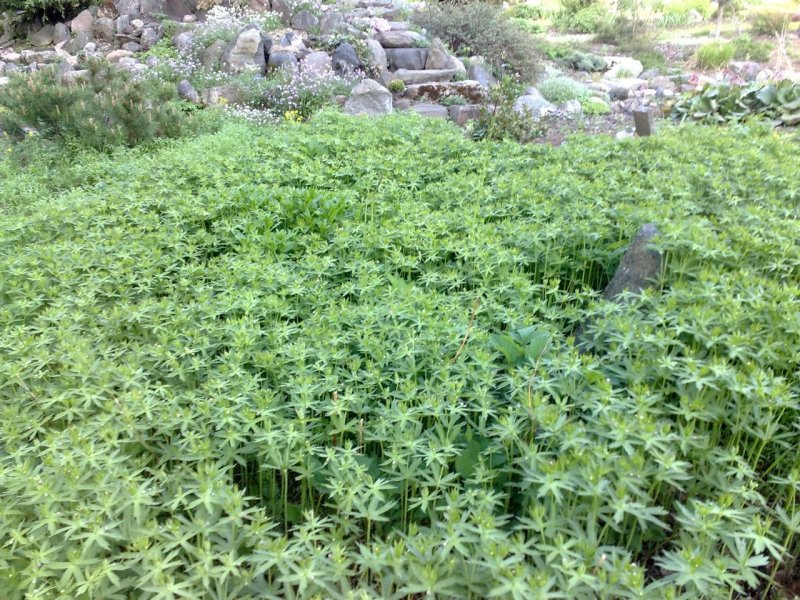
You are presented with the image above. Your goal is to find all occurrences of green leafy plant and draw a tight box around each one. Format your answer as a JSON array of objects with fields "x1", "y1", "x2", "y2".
[
  {"x1": 1, "y1": 109, "x2": 799, "y2": 600},
  {"x1": 555, "y1": 0, "x2": 611, "y2": 33},
  {"x1": 0, "y1": 60, "x2": 188, "y2": 150},
  {"x1": 581, "y1": 96, "x2": 612, "y2": 115},
  {"x1": 387, "y1": 79, "x2": 406, "y2": 94},
  {"x1": 538, "y1": 75, "x2": 591, "y2": 104},
  {"x1": 471, "y1": 75, "x2": 545, "y2": 142},
  {"x1": 440, "y1": 93, "x2": 468, "y2": 106},
  {"x1": 413, "y1": 1, "x2": 542, "y2": 81},
  {"x1": 732, "y1": 35, "x2": 773, "y2": 62},
  {"x1": 695, "y1": 40, "x2": 736, "y2": 70},
  {"x1": 672, "y1": 79, "x2": 800, "y2": 125}
]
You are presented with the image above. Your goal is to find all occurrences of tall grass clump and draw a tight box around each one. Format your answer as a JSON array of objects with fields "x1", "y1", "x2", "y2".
[
  {"x1": 695, "y1": 40, "x2": 736, "y2": 69},
  {"x1": 0, "y1": 114, "x2": 799, "y2": 598}
]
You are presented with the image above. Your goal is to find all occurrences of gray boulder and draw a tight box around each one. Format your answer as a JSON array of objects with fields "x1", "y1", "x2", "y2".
[
  {"x1": 140, "y1": 27, "x2": 159, "y2": 50},
  {"x1": 513, "y1": 88, "x2": 556, "y2": 119},
  {"x1": 393, "y1": 68, "x2": 455, "y2": 84},
  {"x1": 177, "y1": 79, "x2": 201, "y2": 104},
  {"x1": 425, "y1": 38, "x2": 460, "y2": 72},
  {"x1": 364, "y1": 39, "x2": 388, "y2": 84},
  {"x1": 385, "y1": 48, "x2": 427, "y2": 71},
  {"x1": 601, "y1": 224, "x2": 662, "y2": 301},
  {"x1": 71, "y1": 9, "x2": 94, "y2": 34},
  {"x1": 291, "y1": 10, "x2": 319, "y2": 31},
  {"x1": 173, "y1": 31, "x2": 194, "y2": 54},
  {"x1": 116, "y1": 14, "x2": 131, "y2": 34},
  {"x1": 467, "y1": 56, "x2": 496, "y2": 89},
  {"x1": 268, "y1": 51, "x2": 297, "y2": 71},
  {"x1": 30, "y1": 24, "x2": 56, "y2": 47},
  {"x1": 65, "y1": 32, "x2": 91, "y2": 54},
  {"x1": 115, "y1": 0, "x2": 141, "y2": 17},
  {"x1": 411, "y1": 103, "x2": 448, "y2": 119},
  {"x1": 344, "y1": 78, "x2": 393, "y2": 116},
  {"x1": 223, "y1": 26, "x2": 267, "y2": 74},
  {"x1": 320, "y1": 12, "x2": 345, "y2": 35},
  {"x1": 270, "y1": 0, "x2": 292, "y2": 25},
  {"x1": 332, "y1": 42, "x2": 362, "y2": 76},
  {"x1": 93, "y1": 18, "x2": 115, "y2": 43},
  {"x1": 54, "y1": 23, "x2": 71, "y2": 44},
  {"x1": 201, "y1": 39, "x2": 228, "y2": 69},
  {"x1": 301, "y1": 51, "x2": 332, "y2": 73},
  {"x1": 376, "y1": 30, "x2": 426, "y2": 48},
  {"x1": 121, "y1": 41, "x2": 141, "y2": 52},
  {"x1": 604, "y1": 56, "x2": 644, "y2": 79},
  {"x1": 447, "y1": 104, "x2": 482, "y2": 126}
]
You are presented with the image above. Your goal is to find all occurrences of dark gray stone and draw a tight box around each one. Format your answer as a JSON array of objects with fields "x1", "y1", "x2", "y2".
[
  {"x1": 602, "y1": 224, "x2": 662, "y2": 301},
  {"x1": 121, "y1": 41, "x2": 141, "y2": 52},
  {"x1": 267, "y1": 50, "x2": 297, "y2": 71},
  {"x1": 177, "y1": 79, "x2": 201, "y2": 104},
  {"x1": 385, "y1": 47, "x2": 427, "y2": 70},
  {"x1": 633, "y1": 107, "x2": 656, "y2": 137},
  {"x1": 54, "y1": 22, "x2": 70, "y2": 45},
  {"x1": 332, "y1": 42, "x2": 361, "y2": 76},
  {"x1": 30, "y1": 24, "x2": 55, "y2": 46}
]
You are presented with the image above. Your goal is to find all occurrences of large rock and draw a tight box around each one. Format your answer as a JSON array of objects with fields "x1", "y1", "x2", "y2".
[
  {"x1": 139, "y1": 0, "x2": 164, "y2": 14},
  {"x1": 425, "y1": 38, "x2": 460, "y2": 72},
  {"x1": 448, "y1": 104, "x2": 482, "y2": 126},
  {"x1": 291, "y1": 9, "x2": 319, "y2": 31},
  {"x1": 93, "y1": 18, "x2": 116, "y2": 43},
  {"x1": 604, "y1": 56, "x2": 644, "y2": 79},
  {"x1": 177, "y1": 79, "x2": 201, "y2": 104},
  {"x1": 173, "y1": 31, "x2": 194, "y2": 54},
  {"x1": 71, "y1": 10, "x2": 94, "y2": 34},
  {"x1": 403, "y1": 80, "x2": 486, "y2": 103},
  {"x1": 343, "y1": 78, "x2": 393, "y2": 116},
  {"x1": 30, "y1": 24, "x2": 56, "y2": 47},
  {"x1": 601, "y1": 224, "x2": 662, "y2": 301},
  {"x1": 116, "y1": 14, "x2": 132, "y2": 34},
  {"x1": 605, "y1": 77, "x2": 648, "y2": 100},
  {"x1": 364, "y1": 39, "x2": 388, "y2": 84},
  {"x1": 140, "y1": 27, "x2": 159, "y2": 50},
  {"x1": 332, "y1": 42, "x2": 362, "y2": 76},
  {"x1": 201, "y1": 39, "x2": 227, "y2": 69},
  {"x1": 115, "y1": 0, "x2": 141, "y2": 17},
  {"x1": 301, "y1": 50, "x2": 332, "y2": 73},
  {"x1": 65, "y1": 31, "x2": 91, "y2": 54},
  {"x1": 385, "y1": 47, "x2": 427, "y2": 71},
  {"x1": 513, "y1": 88, "x2": 556, "y2": 119},
  {"x1": 320, "y1": 11, "x2": 345, "y2": 35},
  {"x1": 392, "y1": 68, "x2": 455, "y2": 84},
  {"x1": 270, "y1": 0, "x2": 292, "y2": 25},
  {"x1": 223, "y1": 26, "x2": 267, "y2": 74},
  {"x1": 54, "y1": 23, "x2": 71, "y2": 45},
  {"x1": 467, "y1": 56, "x2": 496, "y2": 89},
  {"x1": 376, "y1": 30, "x2": 426, "y2": 48},
  {"x1": 267, "y1": 50, "x2": 297, "y2": 71},
  {"x1": 411, "y1": 103, "x2": 448, "y2": 119}
]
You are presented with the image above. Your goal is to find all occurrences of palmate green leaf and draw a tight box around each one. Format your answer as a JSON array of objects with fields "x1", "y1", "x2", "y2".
[{"x1": 489, "y1": 333, "x2": 526, "y2": 366}]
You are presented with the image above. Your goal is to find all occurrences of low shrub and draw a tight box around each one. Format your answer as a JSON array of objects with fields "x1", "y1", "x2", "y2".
[
  {"x1": 695, "y1": 40, "x2": 736, "y2": 70},
  {"x1": 538, "y1": 75, "x2": 591, "y2": 104},
  {"x1": 471, "y1": 76, "x2": 545, "y2": 142},
  {"x1": 581, "y1": 96, "x2": 612, "y2": 114},
  {"x1": 413, "y1": 1, "x2": 542, "y2": 81},
  {"x1": 252, "y1": 66, "x2": 352, "y2": 120},
  {"x1": 506, "y1": 3, "x2": 543, "y2": 20},
  {"x1": 750, "y1": 11, "x2": 792, "y2": 36},
  {"x1": 0, "y1": 60, "x2": 188, "y2": 150},
  {"x1": 559, "y1": 50, "x2": 607, "y2": 72},
  {"x1": 387, "y1": 79, "x2": 406, "y2": 94},
  {"x1": 555, "y1": 2, "x2": 611, "y2": 33},
  {"x1": 732, "y1": 34, "x2": 773, "y2": 62}
]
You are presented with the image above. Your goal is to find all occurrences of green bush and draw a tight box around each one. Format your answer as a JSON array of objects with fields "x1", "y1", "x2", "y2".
[
  {"x1": 506, "y1": 3, "x2": 543, "y2": 19},
  {"x1": 659, "y1": 0, "x2": 712, "y2": 26},
  {"x1": 387, "y1": 79, "x2": 406, "y2": 94},
  {"x1": 580, "y1": 95, "x2": 612, "y2": 114},
  {"x1": 751, "y1": 11, "x2": 791, "y2": 36},
  {"x1": 1, "y1": 113, "x2": 799, "y2": 599},
  {"x1": 555, "y1": 2, "x2": 611, "y2": 33},
  {"x1": 732, "y1": 34, "x2": 773, "y2": 62},
  {"x1": 0, "y1": 0, "x2": 86, "y2": 22},
  {"x1": 413, "y1": 1, "x2": 542, "y2": 81},
  {"x1": 695, "y1": 40, "x2": 736, "y2": 70},
  {"x1": 0, "y1": 60, "x2": 188, "y2": 150},
  {"x1": 538, "y1": 75, "x2": 591, "y2": 103},
  {"x1": 471, "y1": 76, "x2": 545, "y2": 142}
]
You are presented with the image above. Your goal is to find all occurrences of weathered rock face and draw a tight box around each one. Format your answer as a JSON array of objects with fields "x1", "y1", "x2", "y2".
[
  {"x1": 601, "y1": 224, "x2": 662, "y2": 301},
  {"x1": 332, "y1": 42, "x2": 362, "y2": 76},
  {"x1": 71, "y1": 10, "x2": 94, "y2": 34},
  {"x1": 343, "y1": 78, "x2": 393, "y2": 116},
  {"x1": 411, "y1": 102, "x2": 448, "y2": 118},
  {"x1": 223, "y1": 26, "x2": 267, "y2": 74},
  {"x1": 201, "y1": 39, "x2": 228, "y2": 70},
  {"x1": 403, "y1": 80, "x2": 486, "y2": 103},
  {"x1": 425, "y1": 38, "x2": 461, "y2": 73},
  {"x1": 140, "y1": 28, "x2": 159, "y2": 50},
  {"x1": 93, "y1": 18, "x2": 116, "y2": 43},
  {"x1": 376, "y1": 30, "x2": 425, "y2": 48},
  {"x1": 447, "y1": 104, "x2": 482, "y2": 126},
  {"x1": 320, "y1": 12, "x2": 345, "y2": 35},
  {"x1": 513, "y1": 87, "x2": 556, "y2": 119},
  {"x1": 270, "y1": 0, "x2": 292, "y2": 25},
  {"x1": 301, "y1": 51, "x2": 332, "y2": 73},
  {"x1": 291, "y1": 10, "x2": 319, "y2": 31},
  {"x1": 467, "y1": 56, "x2": 496, "y2": 89},
  {"x1": 54, "y1": 23, "x2": 71, "y2": 45},
  {"x1": 30, "y1": 24, "x2": 55, "y2": 47},
  {"x1": 177, "y1": 79, "x2": 201, "y2": 104},
  {"x1": 65, "y1": 31, "x2": 91, "y2": 54},
  {"x1": 385, "y1": 48, "x2": 427, "y2": 71},
  {"x1": 392, "y1": 68, "x2": 455, "y2": 84},
  {"x1": 267, "y1": 51, "x2": 297, "y2": 71},
  {"x1": 364, "y1": 39, "x2": 388, "y2": 84}
]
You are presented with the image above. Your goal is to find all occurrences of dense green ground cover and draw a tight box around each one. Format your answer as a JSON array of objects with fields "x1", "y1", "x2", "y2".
[{"x1": 0, "y1": 115, "x2": 799, "y2": 598}]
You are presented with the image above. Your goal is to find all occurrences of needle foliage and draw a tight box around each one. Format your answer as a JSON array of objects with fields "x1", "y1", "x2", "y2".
[{"x1": 0, "y1": 113, "x2": 799, "y2": 599}]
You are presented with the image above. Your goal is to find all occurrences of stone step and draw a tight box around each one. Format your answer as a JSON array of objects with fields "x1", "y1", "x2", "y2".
[
  {"x1": 410, "y1": 103, "x2": 448, "y2": 119},
  {"x1": 377, "y1": 30, "x2": 426, "y2": 49},
  {"x1": 391, "y1": 68, "x2": 456, "y2": 85},
  {"x1": 403, "y1": 80, "x2": 486, "y2": 103}
]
